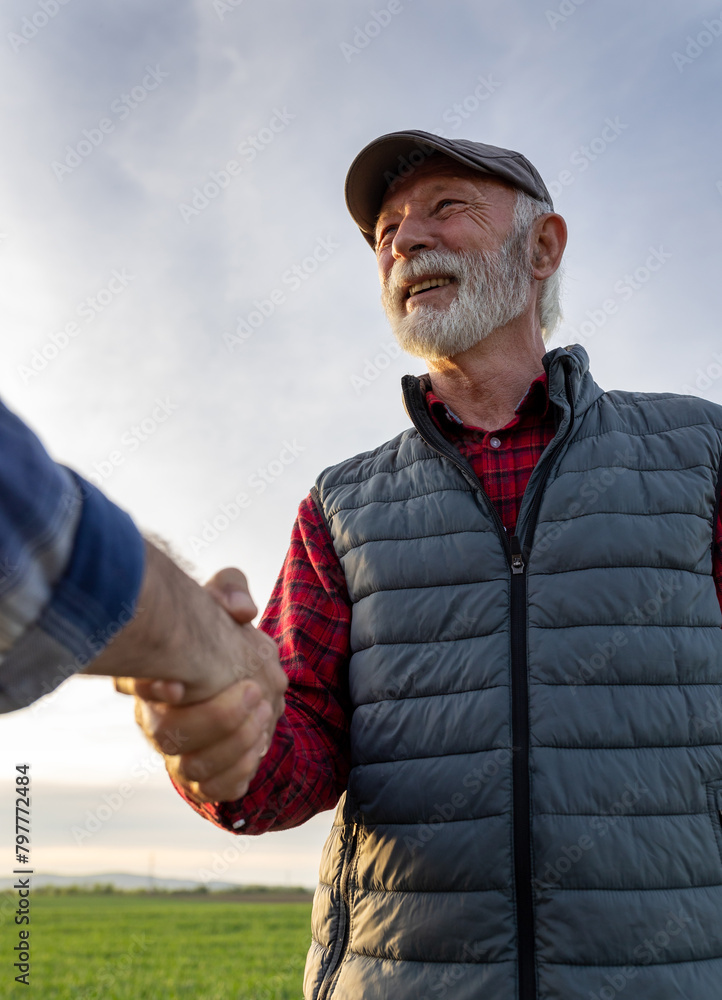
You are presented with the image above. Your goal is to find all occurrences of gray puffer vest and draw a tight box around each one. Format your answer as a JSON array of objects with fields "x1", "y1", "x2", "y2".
[{"x1": 304, "y1": 345, "x2": 722, "y2": 1000}]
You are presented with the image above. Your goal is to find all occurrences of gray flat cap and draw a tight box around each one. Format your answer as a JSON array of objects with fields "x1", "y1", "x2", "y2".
[{"x1": 345, "y1": 129, "x2": 554, "y2": 248}]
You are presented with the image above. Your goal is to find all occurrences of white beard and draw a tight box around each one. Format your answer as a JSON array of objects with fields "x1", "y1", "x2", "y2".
[{"x1": 380, "y1": 227, "x2": 534, "y2": 362}]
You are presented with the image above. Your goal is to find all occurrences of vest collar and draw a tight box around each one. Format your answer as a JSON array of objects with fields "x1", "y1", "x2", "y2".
[
  {"x1": 543, "y1": 343, "x2": 604, "y2": 421},
  {"x1": 402, "y1": 343, "x2": 604, "y2": 425}
]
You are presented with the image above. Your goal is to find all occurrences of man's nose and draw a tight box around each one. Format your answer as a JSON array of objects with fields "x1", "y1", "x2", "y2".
[{"x1": 391, "y1": 217, "x2": 437, "y2": 260}]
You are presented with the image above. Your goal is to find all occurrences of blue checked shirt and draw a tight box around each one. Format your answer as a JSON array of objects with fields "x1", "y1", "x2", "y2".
[{"x1": 0, "y1": 399, "x2": 145, "y2": 712}]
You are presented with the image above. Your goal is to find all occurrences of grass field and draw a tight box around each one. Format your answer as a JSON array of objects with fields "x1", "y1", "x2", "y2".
[{"x1": 0, "y1": 891, "x2": 313, "y2": 999}]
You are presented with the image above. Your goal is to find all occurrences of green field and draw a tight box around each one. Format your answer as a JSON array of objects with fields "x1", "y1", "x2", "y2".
[{"x1": 0, "y1": 891, "x2": 312, "y2": 999}]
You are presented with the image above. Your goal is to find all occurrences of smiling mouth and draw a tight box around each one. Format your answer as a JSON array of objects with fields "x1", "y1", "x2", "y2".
[{"x1": 406, "y1": 276, "x2": 455, "y2": 299}]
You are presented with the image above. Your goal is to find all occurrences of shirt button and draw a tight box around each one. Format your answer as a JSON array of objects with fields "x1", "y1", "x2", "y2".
[{"x1": 489, "y1": 436, "x2": 501, "y2": 449}]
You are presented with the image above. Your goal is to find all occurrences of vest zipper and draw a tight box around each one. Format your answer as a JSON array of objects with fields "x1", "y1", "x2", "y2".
[
  {"x1": 317, "y1": 820, "x2": 358, "y2": 1000},
  {"x1": 509, "y1": 531, "x2": 534, "y2": 999},
  {"x1": 401, "y1": 369, "x2": 576, "y2": 1000}
]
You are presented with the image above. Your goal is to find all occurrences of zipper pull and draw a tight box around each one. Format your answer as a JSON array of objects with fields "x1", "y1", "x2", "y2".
[{"x1": 510, "y1": 535, "x2": 525, "y2": 575}]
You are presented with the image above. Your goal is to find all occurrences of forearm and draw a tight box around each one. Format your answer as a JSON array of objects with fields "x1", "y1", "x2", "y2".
[{"x1": 86, "y1": 539, "x2": 267, "y2": 703}]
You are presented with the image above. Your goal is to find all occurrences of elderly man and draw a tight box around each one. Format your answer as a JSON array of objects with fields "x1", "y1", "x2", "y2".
[{"x1": 138, "y1": 131, "x2": 722, "y2": 1000}]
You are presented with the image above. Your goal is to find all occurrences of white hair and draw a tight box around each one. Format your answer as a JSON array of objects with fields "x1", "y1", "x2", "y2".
[{"x1": 512, "y1": 190, "x2": 564, "y2": 342}]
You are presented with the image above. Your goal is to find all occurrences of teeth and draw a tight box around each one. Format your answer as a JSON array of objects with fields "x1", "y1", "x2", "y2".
[{"x1": 408, "y1": 277, "x2": 453, "y2": 297}]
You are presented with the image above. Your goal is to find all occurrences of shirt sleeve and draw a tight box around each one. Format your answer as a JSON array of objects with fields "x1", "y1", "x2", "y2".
[
  {"x1": 0, "y1": 399, "x2": 145, "y2": 713},
  {"x1": 175, "y1": 493, "x2": 353, "y2": 835}
]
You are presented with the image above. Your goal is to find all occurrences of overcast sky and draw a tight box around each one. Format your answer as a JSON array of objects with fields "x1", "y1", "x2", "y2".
[{"x1": 0, "y1": 0, "x2": 720, "y2": 888}]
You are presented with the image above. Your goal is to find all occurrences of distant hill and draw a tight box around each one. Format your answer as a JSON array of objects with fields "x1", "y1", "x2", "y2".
[{"x1": 0, "y1": 872, "x2": 250, "y2": 892}]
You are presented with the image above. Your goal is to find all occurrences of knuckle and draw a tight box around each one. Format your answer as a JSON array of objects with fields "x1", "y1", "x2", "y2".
[{"x1": 181, "y1": 754, "x2": 209, "y2": 782}]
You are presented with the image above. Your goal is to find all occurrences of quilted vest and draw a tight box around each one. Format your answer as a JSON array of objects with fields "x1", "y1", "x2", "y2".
[{"x1": 303, "y1": 344, "x2": 722, "y2": 1000}]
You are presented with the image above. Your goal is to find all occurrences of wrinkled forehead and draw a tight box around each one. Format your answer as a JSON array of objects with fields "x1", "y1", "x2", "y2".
[{"x1": 377, "y1": 154, "x2": 517, "y2": 221}]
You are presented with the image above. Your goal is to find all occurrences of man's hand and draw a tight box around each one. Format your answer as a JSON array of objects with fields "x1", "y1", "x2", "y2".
[
  {"x1": 120, "y1": 566, "x2": 287, "y2": 804},
  {"x1": 134, "y1": 677, "x2": 275, "y2": 804},
  {"x1": 202, "y1": 567, "x2": 287, "y2": 721}
]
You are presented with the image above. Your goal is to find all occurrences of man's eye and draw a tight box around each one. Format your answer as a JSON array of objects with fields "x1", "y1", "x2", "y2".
[
  {"x1": 437, "y1": 199, "x2": 456, "y2": 210},
  {"x1": 378, "y1": 225, "x2": 397, "y2": 244}
]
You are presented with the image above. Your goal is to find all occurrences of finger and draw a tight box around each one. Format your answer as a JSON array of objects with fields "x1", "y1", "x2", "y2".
[
  {"x1": 175, "y1": 701, "x2": 273, "y2": 786},
  {"x1": 139, "y1": 679, "x2": 187, "y2": 703},
  {"x1": 117, "y1": 677, "x2": 186, "y2": 704},
  {"x1": 115, "y1": 677, "x2": 187, "y2": 704},
  {"x1": 189, "y1": 731, "x2": 273, "y2": 803},
  {"x1": 135, "y1": 679, "x2": 265, "y2": 756},
  {"x1": 204, "y1": 567, "x2": 258, "y2": 624},
  {"x1": 239, "y1": 628, "x2": 288, "y2": 710},
  {"x1": 147, "y1": 679, "x2": 186, "y2": 704}
]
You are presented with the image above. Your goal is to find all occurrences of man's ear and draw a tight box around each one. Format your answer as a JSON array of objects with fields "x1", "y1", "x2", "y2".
[{"x1": 532, "y1": 213, "x2": 567, "y2": 280}]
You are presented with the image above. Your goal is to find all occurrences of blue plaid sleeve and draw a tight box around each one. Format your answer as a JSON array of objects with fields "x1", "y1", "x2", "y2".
[{"x1": 0, "y1": 399, "x2": 145, "y2": 712}]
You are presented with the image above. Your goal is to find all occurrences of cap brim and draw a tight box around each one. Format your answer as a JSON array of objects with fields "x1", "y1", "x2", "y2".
[{"x1": 345, "y1": 132, "x2": 496, "y2": 247}]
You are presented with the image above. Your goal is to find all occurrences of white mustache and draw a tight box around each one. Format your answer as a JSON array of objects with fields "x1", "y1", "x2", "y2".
[{"x1": 383, "y1": 250, "x2": 470, "y2": 302}]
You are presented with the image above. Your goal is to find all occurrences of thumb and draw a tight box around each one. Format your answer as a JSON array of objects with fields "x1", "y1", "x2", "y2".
[{"x1": 204, "y1": 567, "x2": 258, "y2": 625}]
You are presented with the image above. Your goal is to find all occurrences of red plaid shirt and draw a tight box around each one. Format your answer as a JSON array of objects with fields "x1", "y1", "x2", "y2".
[{"x1": 178, "y1": 374, "x2": 722, "y2": 835}]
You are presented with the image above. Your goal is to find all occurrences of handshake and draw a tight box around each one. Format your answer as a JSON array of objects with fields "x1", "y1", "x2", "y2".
[{"x1": 84, "y1": 540, "x2": 287, "y2": 806}]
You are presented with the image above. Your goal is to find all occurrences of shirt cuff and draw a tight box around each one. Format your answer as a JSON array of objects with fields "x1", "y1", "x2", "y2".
[{"x1": 0, "y1": 473, "x2": 145, "y2": 712}]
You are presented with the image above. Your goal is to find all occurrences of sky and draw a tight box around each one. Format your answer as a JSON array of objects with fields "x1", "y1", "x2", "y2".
[{"x1": 0, "y1": 0, "x2": 721, "y2": 890}]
